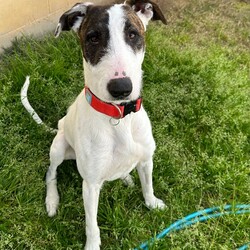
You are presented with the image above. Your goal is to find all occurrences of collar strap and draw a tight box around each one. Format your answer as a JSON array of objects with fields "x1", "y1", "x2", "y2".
[{"x1": 84, "y1": 87, "x2": 142, "y2": 119}]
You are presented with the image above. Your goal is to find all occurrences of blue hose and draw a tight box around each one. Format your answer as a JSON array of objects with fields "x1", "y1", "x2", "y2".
[
  {"x1": 135, "y1": 204, "x2": 250, "y2": 250},
  {"x1": 238, "y1": 243, "x2": 250, "y2": 250}
]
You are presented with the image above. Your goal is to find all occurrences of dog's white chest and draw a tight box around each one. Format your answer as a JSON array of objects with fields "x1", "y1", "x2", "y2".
[
  {"x1": 103, "y1": 127, "x2": 141, "y2": 181},
  {"x1": 92, "y1": 119, "x2": 143, "y2": 181},
  {"x1": 63, "y1": 95, "x2": 155, "y2": 184}
]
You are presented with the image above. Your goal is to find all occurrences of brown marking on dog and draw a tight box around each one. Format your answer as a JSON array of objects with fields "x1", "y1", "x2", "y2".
[
  {"x1": 123, "y1": 5, "x2": 145, "y2": 35},
  {"x1": 123, "y1": 5, "x2": 146, "y2": 52},
  {"x1": 78, "y1": 5, "x2": 111, "y2": 65},
  {"x1": 125, "y1": 0, "x2": 167, "y2": 24},
  {"x1": 78, "y1": 4, "x2": 147, "y2": 64}
]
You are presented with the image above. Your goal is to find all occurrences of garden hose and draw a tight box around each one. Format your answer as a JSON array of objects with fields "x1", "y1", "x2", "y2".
[{"x1": 135, "y1": 204, "x2": 250, "y2": 250}]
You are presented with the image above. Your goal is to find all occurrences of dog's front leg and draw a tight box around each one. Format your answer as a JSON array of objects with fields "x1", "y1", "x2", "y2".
[
  {"x1": 137, "y1": 159, "x2": 166, "y2": 209},
  {"x1": 82, "y1": 180, "x2": 102, "y2": 250}
]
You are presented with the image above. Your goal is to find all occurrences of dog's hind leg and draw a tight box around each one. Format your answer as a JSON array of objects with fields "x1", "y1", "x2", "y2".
[
  {"x1": 121, "y1": 174, "x2": 134, "y2": 187},
  {"x1": 137, "y1": 159, "x2": 166, "y2": 210},
  {"x1": 45, "y1": 129, "x2": 73, "y2": 217}
]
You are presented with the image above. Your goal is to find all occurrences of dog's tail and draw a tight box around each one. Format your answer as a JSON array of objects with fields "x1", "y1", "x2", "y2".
[{"x1": 21, "y1": 76, "x2": 57, "y2": 133}]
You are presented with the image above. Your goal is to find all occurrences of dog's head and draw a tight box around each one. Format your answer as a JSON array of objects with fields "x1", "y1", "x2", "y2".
[{"x1": 55, "y1": 1, "x2": 166, "y2": 103}]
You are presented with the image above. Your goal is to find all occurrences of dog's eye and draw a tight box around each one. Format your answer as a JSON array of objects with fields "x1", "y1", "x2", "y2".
[
  {"x1": 87, "y1": 31, "x2": 100, "y2": 45},
  {"x1": 90, "y1": 35, "x2": 99, "y2": 44},
  {"x1": 128, "y1": 31, "x2": 137, "y2": 40}
]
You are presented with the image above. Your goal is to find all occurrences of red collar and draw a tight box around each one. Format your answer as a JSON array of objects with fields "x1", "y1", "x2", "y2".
[{"x1": 84, "y1": 87, "x2": 142, "y2": 119}]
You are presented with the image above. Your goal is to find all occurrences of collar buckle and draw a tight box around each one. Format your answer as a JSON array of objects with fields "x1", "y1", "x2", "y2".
[{"x1": 121, "y1": 100, "x2": 141, "y2": 117}]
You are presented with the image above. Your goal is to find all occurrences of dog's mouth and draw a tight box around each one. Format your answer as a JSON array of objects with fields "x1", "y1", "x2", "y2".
[
  {"x1": 110, "y1": 96, "x2": 131, "y2": 104},
  {"x1": 104, "y1": 94, "x2": 138, "y2": 106}
]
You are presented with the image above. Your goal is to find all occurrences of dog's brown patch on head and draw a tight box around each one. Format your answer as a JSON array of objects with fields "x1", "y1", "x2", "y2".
[
  {"x1": 77, "y1": 4, "x2": 146, "y2": 64},
  {"x1": 123, "y1": 5, "x2": 145, "y2": 35},
  {"x1": 78, "y1": 5, "x2": 111, "y2": 65},
  {"x1": 122, "y1": 5, "x2": 145, "y2": 52}
]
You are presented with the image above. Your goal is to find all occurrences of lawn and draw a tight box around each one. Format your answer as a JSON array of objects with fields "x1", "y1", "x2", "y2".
[{"x1": 0, "y1": 0, "x2": 249, "y2": 249}]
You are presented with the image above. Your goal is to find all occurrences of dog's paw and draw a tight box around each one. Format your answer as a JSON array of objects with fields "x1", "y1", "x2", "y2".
[
  {"x1": 85, "y1": 240, "x2": 101, "y2": 250},
  {"x1": 46, "y1": 202, "x2": 58, "y2": 217},
  {"x1": 145, "y1": 196, "x2": 166, "y2": 210},
  {"x1": 45, "y1": 195, "x2": 59, "y2": 217}
]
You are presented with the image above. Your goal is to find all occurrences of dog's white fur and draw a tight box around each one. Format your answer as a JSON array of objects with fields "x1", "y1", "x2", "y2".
[{"x1": 43, "y1": 3, "x2": 165, "y2": 250}]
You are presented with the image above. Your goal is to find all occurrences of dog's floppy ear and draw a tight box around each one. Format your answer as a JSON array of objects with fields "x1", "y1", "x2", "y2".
[
  {"x1": 125, "y1": 0, "x2": 167, "y2": 27},
  {"x1": 55, "y1": 2, "x2": 93, "y2": 38}
]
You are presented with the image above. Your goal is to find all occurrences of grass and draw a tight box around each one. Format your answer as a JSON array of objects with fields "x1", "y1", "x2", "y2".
[{"x1": 0, "y1": 0, "x2": 250, "y2": 249}]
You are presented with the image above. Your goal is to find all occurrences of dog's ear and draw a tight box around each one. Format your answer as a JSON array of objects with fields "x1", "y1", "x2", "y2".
[
  {"x1": 55, "y1": 2, "x2": 93, "y2": 38},
  {"x1": 124, "y1": 0, "x2": 167, "y2": 27}
]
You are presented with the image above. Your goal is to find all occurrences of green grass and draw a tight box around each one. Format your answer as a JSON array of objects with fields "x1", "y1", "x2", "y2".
[{"x1": 0, "y1": 0, "x2": 250, "y2": 249}]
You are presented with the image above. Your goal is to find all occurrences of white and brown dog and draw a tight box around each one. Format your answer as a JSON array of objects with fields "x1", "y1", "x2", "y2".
[{"x1": 22, "y1": 0, "x2": 167, "y2": 249}]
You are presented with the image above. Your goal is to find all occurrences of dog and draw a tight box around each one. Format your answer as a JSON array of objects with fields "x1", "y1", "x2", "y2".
[{"x1": 22, "y1": 1, "x2": 167, "y2": 249}]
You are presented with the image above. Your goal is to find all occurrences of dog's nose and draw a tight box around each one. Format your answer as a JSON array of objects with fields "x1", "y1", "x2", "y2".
[{"x1": 107, "y1": 77, "x2": 132, "y2": 99}]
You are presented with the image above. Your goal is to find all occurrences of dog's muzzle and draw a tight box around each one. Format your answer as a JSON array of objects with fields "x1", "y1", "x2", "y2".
[{"x1": 107, "y1": 77, "x2": 132, "y2": 99}]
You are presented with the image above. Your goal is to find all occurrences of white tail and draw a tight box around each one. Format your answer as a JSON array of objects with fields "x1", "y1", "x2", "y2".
[{"x1": 21, "y1": 76, "x2": 57, "y2": 133}]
